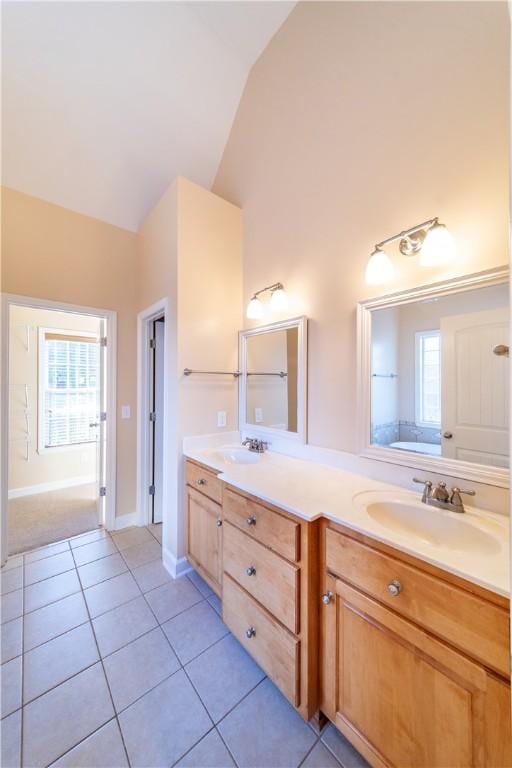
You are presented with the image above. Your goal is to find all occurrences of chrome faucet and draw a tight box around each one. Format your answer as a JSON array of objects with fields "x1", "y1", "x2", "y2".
[
  {"x1": 242, "y1": 438, "x2": 269, "y2": 453},
  {"x1": 413, "y1": 478, "x2": 476, "y2": 513}
]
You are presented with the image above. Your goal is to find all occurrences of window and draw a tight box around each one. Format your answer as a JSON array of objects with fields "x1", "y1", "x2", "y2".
[
  {"x1": 415, "y1": 330, "x2": 441, "y2": 428},
  {"x1": 38, "y1": 329, "x2": 99, "y2": 450}
]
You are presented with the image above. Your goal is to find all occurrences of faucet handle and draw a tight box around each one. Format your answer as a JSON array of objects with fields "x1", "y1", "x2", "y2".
[
  {"x1": 412, "y1": 477, "x2": 433, "y2": 503},
  {"x1": 449, "y1": 486, "x2": 476, "y2": 511}
]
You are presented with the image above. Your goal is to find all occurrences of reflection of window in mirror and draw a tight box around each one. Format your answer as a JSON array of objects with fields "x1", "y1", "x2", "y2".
[
  {"x1": 246, "y1": 328, "x2": 298, "y2": 432},
  {"x1": 370, "y1": 282, "x2": 509, "y2": 468},
  {"x1": 415, "y1": 330, "x2": 441, "y2": 430}
]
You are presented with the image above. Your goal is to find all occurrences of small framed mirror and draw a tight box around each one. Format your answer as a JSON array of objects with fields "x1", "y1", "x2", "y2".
[
  {"x1": 239, "y1": 316, "x2": 307, "y2": 443},
  {"x1": 357, "y1": 267, "x2": 509, "y2": 487}
]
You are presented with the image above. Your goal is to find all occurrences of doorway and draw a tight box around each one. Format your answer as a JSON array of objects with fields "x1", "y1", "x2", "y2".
[
  {"x1": 1, "y1": 295, "x2": 117, "y2": 561},
  {"x1": 150, "y1": 315, "x2": 165, "y2": 524}
]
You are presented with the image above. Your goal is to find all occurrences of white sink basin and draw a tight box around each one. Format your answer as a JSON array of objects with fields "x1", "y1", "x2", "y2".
[
  {"x1": 214, "y1": 447, "x2": 261, "y2": 465},
  {"x1": 353, "y1": 492, "x2": 500, "y2": 555}
]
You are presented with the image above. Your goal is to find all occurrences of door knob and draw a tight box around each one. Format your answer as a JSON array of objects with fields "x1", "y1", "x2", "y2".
[
  {"x1": 493, "y1": 344, "x2": 509, "y2": 357},
  {"x1": 442, "y1": 431, "x2": 453, "y2": 439}
]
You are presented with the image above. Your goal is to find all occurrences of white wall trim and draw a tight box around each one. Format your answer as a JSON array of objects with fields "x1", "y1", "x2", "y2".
[
  {"x1": 238, "y1": 316, "x2": 308, "y2": 444},
  {"x1": 136, "y1": 298, "x2": 170, "y2": 534},
  {"x1": 162, "y1": 545, "x2": 192, "y2": 579},
  {"x1": 1, "y1": 293, "x2": 118, "y2": 565},
  {"x1": 8, "y1": 475, "x2": 96, "y2": 499},
  {"x1": 356, "y1": 266, "x2": 510, "y2": 489},
  {"x1": 112, "y1": 512, "x2": 138, "y2": 531}
]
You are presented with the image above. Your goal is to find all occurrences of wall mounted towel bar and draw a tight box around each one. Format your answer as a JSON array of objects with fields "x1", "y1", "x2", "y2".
[
  {"x1": 371, "y1": 373, "x2": 399, "y2": 378},
  {"x1": 183, "y1": 368, "x2": 241, "y2": 378},
  {"x1": 247, "y1": 372, "x2": 288, "y2": 378}
]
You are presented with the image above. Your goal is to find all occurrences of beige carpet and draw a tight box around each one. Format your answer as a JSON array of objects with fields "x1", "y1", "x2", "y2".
[{"x1": 8, "y1": 483, "x2": 99, "y2": 554}]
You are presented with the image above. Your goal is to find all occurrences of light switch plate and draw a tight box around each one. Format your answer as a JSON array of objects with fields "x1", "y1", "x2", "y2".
[
  {"x1": 255, "y1": 407, "x2": 263, "y2": 423},
  {"x1": 121, "y1": 405, "x2": 131, "y2": 419},
  {"x1": 217, "y1": 410, "x2": 227, "y2": 428}
]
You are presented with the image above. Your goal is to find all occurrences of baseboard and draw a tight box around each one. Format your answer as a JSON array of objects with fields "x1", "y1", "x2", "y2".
[
  {"x1": 163, "y1": 546, "x2": 192, "y2": 579},
  {"x1": 112, "y1": 512, "x2": 138, "y2": 531},
  {"x1": 8, "y1": 475, "x2": 96, "y2": 500}
]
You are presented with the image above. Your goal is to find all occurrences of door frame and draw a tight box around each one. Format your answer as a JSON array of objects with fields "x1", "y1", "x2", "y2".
[
  {"x1": 1, "y1": 293, "x2": 117, "y2": 564},
  {"x1": 136, "y1": 298, "x2": 169, "y2": 529}
]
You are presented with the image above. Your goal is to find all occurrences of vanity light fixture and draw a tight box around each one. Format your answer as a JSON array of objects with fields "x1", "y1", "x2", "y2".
[
  {"x1": 246, "y1": 282, "x2": 288, "y2": 318},
  {"x1": 365, "y1": 217, "x2": 456, "y2": 285}
]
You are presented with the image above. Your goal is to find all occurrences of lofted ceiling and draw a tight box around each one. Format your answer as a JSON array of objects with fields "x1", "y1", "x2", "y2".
[{"x1": 1, "y1": 1, "x2": 294, "y2": 231}]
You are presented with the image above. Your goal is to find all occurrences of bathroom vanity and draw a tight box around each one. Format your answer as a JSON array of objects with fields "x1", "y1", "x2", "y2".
[
  {"x1": 184, "y1": 270, "x2": 511, "y2": 766},
  {"x1": 185, "y1": 450, "x2": 511, "y2": 768}
]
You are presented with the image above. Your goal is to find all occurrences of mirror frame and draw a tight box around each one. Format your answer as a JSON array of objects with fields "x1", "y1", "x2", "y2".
[
  {"x1": 239, "y1": 316, "x2": 308, "y2": 444},
  {"x1": 357, "y1": 266, "x2": 509, "y2": 488}
]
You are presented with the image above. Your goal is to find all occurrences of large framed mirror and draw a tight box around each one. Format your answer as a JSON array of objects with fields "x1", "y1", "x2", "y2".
[
  {"x1": 357, "y1": 267, "x2": 509, "y2": 487},
  {"x1": 239, "y1": 316, "x2": 307, "y2": 443}
]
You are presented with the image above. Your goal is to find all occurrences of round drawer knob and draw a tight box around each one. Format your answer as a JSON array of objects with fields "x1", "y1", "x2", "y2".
[
  {"x1": 197, "y1": 478, "x2": 207, "y2": 486},
  {"x1": 246, "y1": 626, "x2": 256, "y2": 639},
  {"x1": 387, "y1": 579, "x2": 402, "y2": 597},
  {"x1": 246, "y1": 566, "x2": 256, "y2": 577},
  {"x1": 321, "y1": 591, "x2": 333, "y2": 605},
  {"x1": 246, "y1": 516, "x2": 257, "y2": 526},
  {"x1": 216, "y1": 519, "x2": 222, "y2": 527}
]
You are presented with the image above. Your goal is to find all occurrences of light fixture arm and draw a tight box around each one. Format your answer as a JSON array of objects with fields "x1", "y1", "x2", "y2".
[
  {"x1": 375, "y1": 217, "x2": 438, "y2": 251},
  {"x1": 251, "y1": 282, "x2": 284, "y2": 300}
]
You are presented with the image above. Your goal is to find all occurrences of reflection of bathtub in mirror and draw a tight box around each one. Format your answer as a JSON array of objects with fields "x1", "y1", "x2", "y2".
[{"x1": 390, "y1": 441, "x2": 441, "y2": 457}]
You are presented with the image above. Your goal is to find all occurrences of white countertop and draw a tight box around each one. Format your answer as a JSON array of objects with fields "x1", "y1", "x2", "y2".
[{"x1": 184, "y1": 443, "x2": 510, "y2": 598}]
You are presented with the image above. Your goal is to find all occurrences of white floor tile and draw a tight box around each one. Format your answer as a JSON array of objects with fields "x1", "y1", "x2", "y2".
[
  {"x1": 119, "y1": 670, "x2": 211, "y2": 767},
  {"x1": 1, "y1": 618, "x2": 22, "y2": 664},
  {"x1": 131, "y1": 558, "x2": 172, "y2": 594},
  {"x1": 120, "y1": 539, "x2": 162, "y2": 570},
  {"x1": 50, "y1": 719, "x2": 128, "y2": 768},
  {"x1": 103, "y1": 627, "x2": 180, "y2": 712},
  {"x1": 24, "y1": 570, "x2": 81, "y2": 613},
  {"x1": 84, "y1": 572, "x2": 140, "y2": 618},
  {"x1": 1, "y1": 655, "x2": 22, "y2": 718},
  {"x1": 0, "y1": 567, "x2": 23, "y2": 596},
  {"x1": 24, "y1": 551, "x2": 75, "y2": 587},
  {"x1": 72, "y1": 539, "x2": 118, "y2": 567},
  {"x1": 92, "y1": 596, "x2": 157, "y2": 657},
  {"x1": 1, "y1": 590, "x2": 23, "y2": 624},
  {"x1": 24, "y1": 592, "x2": 89, "y2": 651},
  {"x1": 77, "y1": 552, "x2": 128, "y2": 589},
  {"x1": 23, "y1": 623, "x2": 99, "y2": 703},
  {"x1": 144, "y1": 579, "x2": 203, "y2": 624},
  {"x1": 112, "y1": 527, "x2": 154, "y2": 552},
  {"x1": 23, "y1": 663, "x2": 114, "y2": 768},
  {"x1": 162, "y1": 600, "x2": 228, "y2": 665},
  {"x1": 175, "y1": 729, "x2": 235, "y2": 768},
  {"x1": 1, "y1": 710, "x2": 21, "y2": 768},
  {"x1": 24, "y1": 541, "x2": 70, "y2": 565}
]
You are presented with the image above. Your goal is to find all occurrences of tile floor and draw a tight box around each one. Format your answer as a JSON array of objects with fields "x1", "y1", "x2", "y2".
[{"x1": 1, "y1": 524, "x2": 368, "y2": 768}]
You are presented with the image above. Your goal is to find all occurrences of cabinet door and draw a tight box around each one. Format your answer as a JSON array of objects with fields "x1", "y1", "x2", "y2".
[
  {"x1": 332, "y1": 580, "x2": 488, "y2": 768},
  {"x1": 187, "y1": 486, "x2": 222, "y2": 595}
]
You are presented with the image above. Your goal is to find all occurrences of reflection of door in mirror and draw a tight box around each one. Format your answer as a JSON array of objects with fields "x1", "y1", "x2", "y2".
[
  {"x1": 370, "y1": 282, "x2": 509, "y2": 469},
  {"x1": 246, "y1": 328, "x2": 298, "y2": 431},
  {"x1": 441, "y1": 307, "x2": 508, "y2": 467}
]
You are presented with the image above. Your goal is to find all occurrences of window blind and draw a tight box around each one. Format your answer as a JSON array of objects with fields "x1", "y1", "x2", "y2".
[{"x1": 42, "y1": 334, "x2": 100, "y2": 448}]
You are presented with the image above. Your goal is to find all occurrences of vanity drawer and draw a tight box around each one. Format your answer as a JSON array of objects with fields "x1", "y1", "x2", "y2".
[
  {"x1": 223, "y1": 488, "x2": 299, "y2": 562},
  {"x1": 223, "y1": 574, "x2": 300, "y2": 706},
  {"x1": 326, "y1": 528, "x2": 510, "y2": 677},
  {"x1": 223, "y1": 521, "x2": 300, "y2": 634},
  {"x1": 185, "y1": 461, "x2": 222, "y2": 504}
]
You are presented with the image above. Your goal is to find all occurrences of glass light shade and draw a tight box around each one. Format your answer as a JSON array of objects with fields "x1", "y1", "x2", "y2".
[
  {"x1": 420, "y1": 224, "x2": 456, "y2": 267},
  {"x1": 365, "y1": 249, "x2": 395, "y2": 285},
  {"x1": 269, "y1": 287, "x2": 288, "y2": 312},
  {"x1": 246, "y1": 296, "x2": 264, "y2": 319}
]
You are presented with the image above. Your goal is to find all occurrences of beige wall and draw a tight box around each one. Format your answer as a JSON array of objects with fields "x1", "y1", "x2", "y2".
[
  {"x1": 2, "y1": 187, "x2": 138, "y2": 519},
  {"x1": 137, "y1": 177, "x2": 243, "y2": 559},
  {"x1": 214, "y1": 1, "x2": 510, "y2": 454},
  {"x1": 8, "y1": 305, "x2": 100, "y2": 492}
]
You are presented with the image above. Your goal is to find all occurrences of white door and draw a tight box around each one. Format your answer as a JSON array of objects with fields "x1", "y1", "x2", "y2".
[
  {"x1": 441, "y1": 308, "x2": 509, "y2": 467},
  {"x1": 94, "y1": 319, "x2": 107, "y2": 524}
]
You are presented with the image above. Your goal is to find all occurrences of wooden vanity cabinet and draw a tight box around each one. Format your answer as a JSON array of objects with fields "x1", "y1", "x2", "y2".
[
  {"x1": 320, "y1": 519, "x2": 512, "y2": 768},
  {"x1": 222, "y1": 486, "x2": 319, "y2": 721},
  {"x1": 185, "y1": 460, "x2": 223, "y2": 596}
]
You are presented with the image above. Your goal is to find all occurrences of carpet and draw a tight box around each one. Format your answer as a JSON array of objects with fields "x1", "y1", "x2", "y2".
[{"x1": 8, "y1": 483, "x2": 99, "y2": 554}]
